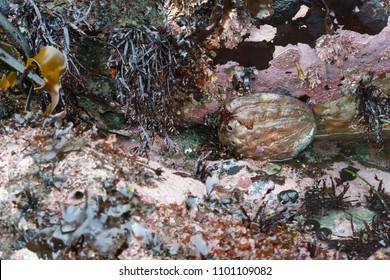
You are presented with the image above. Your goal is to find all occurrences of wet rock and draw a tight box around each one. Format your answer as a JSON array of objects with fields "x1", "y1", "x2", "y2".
[
  {"x1": 314, "y1": 206, "x2": 377, "y2": 237},
  {"x1": 101, "y1": 111, "x2": 127, "y2": 130},
  {"x1": 0, "y1": 0, "x2": 10, "y2": 15},
  {"x1": 354, "y1": 0, "x2": 389, "y2": 34},
  {"x1": 213, "y1": 41, "x2": 275, "y2": 69},
  {"x1": 244, "y1": 0, "x2": 275, "y2": 20},
  {"x1": 132, "y1": 161, "x2": 206, "y2": 205},
  {"x1": 0, "y1": 98, "x2": 14, "y2": 120},
  {"x1": 271, "y1": 0, "x2": 302, "y2": 26},
  {"x1": 218, "y1": 93, "x2": 316, "y2": 160},
  {"x1": 9, "y1": 248, "x2": 39, "y2": 260},
  {"x1": 221, "y1": 159, "x2": 245, "y2": 176},
  {"x1": 326, "y1": 0, "x2": 390, "y2": 35}
]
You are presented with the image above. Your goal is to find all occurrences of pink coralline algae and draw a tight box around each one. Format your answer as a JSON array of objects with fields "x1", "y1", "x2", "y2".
[
  {"x1": 315, "y1": 33, "x2": 358, "y2": 67},
  {"x1": 249, "y1": 18, "x2": 390, "y2": 103},
  {"x1": 206, "y1": 8, "x2": 252, "y2": 49}
]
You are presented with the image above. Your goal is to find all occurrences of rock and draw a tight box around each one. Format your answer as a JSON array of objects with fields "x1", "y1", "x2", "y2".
[
  {"x1": 9, "y1": 249, "x2": 39, "y2": 260},
  {"x1": 0, "y1": 0, "x2": 10, "y2": 15},
  {"x1": 132, "y1": 161, "x2": 206, "y2": 205},
  {"x1": 174, "y1": 3, "x2": 390, "y2": 137},
  {"x1": 271, "y1": 0, "x2": 301, "y2": 25},
  {"x1": 354, "y1": 0, "x2": 389, "y2": 34}
]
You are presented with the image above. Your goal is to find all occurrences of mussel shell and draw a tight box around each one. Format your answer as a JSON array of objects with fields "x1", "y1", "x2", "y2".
[
  {"x1": 218, "y1": 93, "x2": 316, "y2": 160},
  {"x1": 316, "y1": 227, "x2": 333, "y2": 241},
  {"x1": 303, "y1": 219, "x2": 321, "y2": 232},
  {"x1": 277, "y1": 189, "x2": 299, "y2": 205}
]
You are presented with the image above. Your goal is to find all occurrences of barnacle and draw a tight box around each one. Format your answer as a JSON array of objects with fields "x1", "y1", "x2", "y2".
[
  {"x1": 25, "y1": 46, "x2": 67, "y2": 115},
  {"x1": 315, "y1": 33, "x2": 358, "y2": 66}
]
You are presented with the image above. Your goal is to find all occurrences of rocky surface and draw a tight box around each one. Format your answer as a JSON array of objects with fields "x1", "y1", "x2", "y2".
[
  {"x1": 170, "y1": 1, "x2": 390, "y2": 137},
  {"x1": 0, "y1": 113, "x2": 389, "y2": 259},
  {"x1": 1, "y1": 0, "x2": 390, "y2": 260}
]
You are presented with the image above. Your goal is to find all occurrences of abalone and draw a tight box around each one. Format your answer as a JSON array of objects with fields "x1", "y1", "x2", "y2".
[{"x1": 218, "y1": 93, "x2": 316, "y2": 161}]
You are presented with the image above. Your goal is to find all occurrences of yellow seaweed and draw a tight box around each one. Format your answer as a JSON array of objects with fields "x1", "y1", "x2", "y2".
[
  {"x1": 0, "y1": 71, "x2": 16, "y2": 89},
  {"x1": 25, "y1": 46, "x2": 67, "y2": 115},
  {"x1": 295, "y1": 61, "x2": 306, "y2": 80},
  {"x1": 0, "y1": 74, "x2": 10, "y2": 89}
]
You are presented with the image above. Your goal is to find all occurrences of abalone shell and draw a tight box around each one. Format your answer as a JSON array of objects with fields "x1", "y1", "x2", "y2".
[{"x1": 218, "y1": 93, "x2": 316, "y2": 161}]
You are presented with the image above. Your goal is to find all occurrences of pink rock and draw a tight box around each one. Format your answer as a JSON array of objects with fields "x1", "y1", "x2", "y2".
[
  {"x1": 9, "y1": 249, "x2": 38, "y2": 260},
  {"x1": 250, "y1": 18, "x2": 390, "y2": 103},
  {"x1": 132, "y1": 161, "x2": 206, "y2": 205},
  {"x1": 237, "y1": 176, "x2": 253, "y2": 189},
  {"x1": 244, "y1": 25, "x2": 277, "y2": 42}
]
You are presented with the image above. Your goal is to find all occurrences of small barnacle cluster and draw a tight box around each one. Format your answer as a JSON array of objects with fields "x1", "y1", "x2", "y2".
[
  {"x1": 165, "y1": 0, "x2": 229, "y2": 38},
  {"x1": 166, "y1": 0, "x2": 252, "y2": 50},
  {"x1": 164, "y1": 0, "x2": 211, "y2": 21},
  {"x1": 315, "y1": 33, "x2": 358, "y2": 67},
  {"x1": 305, "y1": 64, "x2": 327, "y2": 89},
  {"x1": 206, "y1": 4, "x2": 252, "y2": 50}
]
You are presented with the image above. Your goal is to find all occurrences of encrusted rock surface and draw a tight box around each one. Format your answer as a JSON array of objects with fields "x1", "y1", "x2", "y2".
[{"x1": 1, "y1": 0, "x2": 390, "y2": 261}]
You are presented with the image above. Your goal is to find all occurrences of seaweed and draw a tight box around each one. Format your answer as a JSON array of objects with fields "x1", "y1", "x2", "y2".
[
  {"x1": 236, "y1": 187, "x2": 293, "y2": 231},
  {"x1": 343, "y1": 168, "x2": 390, "y2": 213},
  {"x1": 5, "y1": 0, "x2": 90, "y2": 116},
  {"x1": 339, "y1": 211, "x2": 390, "y2": 259},
  {"x1": 303, "y1": 177, "x2": 353, "y2": 216},
  {"x1": 108, "y1": 24, "x2": 179, "y2": 154},
  {"x1": 27, "y1": 189, "x2": 155, "y2": 259},
  {"x1": 107, "y1": 19, "x2": 208, "y2": 155},
  {"x1": 352, "y1": 74, "x2": 390, "y2": 143},
  {"x1": 366, "y1": 175, "x2": 390, "y2": 213}
]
